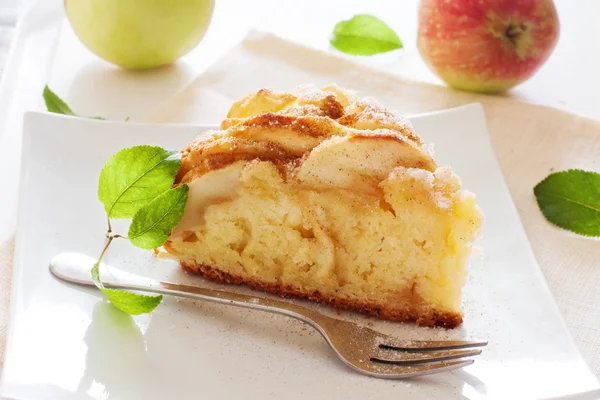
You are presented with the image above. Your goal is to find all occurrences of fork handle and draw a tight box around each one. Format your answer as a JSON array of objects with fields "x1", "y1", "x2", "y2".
[{"x1": 50, "y1": 252, "x2": 331, "y2": 331}]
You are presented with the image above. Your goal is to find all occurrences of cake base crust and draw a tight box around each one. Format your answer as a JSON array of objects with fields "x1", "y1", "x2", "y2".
[{"x1": 181, "y1": 262, "x2": 463, "y2": 328}]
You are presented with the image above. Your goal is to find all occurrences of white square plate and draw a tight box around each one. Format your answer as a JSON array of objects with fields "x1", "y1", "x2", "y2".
[{"x1": 2, "y1": 106, "x2": 599, "y2": 400}]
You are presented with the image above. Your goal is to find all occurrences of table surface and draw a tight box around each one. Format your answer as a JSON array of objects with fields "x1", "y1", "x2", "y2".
[
  {"x1": 40, "y1": 0, "x2": 600, "y2": 123},
  {"x1": 1, "y1": 0, "x2": 599, "y2": 379}
]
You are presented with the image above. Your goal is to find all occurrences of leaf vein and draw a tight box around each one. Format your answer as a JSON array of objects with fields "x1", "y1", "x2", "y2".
[
  {"x1": 114, "y1": 196, "x2": 163, "y2": 205},
  {"x1": 335, "y1": 33, "x2": 400, "y2": 46},
  {"x1": 107, "y1": 154, "x2": 170, "y2": 217},
  {"x1": 540, "y1": 192, "x2": 600, "y2": 213}
]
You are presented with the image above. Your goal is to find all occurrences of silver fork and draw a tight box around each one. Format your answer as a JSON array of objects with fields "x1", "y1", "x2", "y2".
[{"x1": 50, "y1": 252, "x2": 486, "y2": 379}]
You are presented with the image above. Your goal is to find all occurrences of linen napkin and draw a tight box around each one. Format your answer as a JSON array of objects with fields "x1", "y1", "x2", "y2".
[{"x1": 148, "y1": 31, "x2": 600, "y2": 375}]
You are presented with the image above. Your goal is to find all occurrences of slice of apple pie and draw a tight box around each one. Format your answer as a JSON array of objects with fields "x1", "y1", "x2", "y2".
[{"x1": 164, "y1": 85, "x2": 482, "y2": 328}]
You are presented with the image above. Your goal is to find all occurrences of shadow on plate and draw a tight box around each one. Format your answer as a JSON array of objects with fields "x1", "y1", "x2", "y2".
[{"x1": 75, "y1": 302, "x2": 156, "y2": 399}]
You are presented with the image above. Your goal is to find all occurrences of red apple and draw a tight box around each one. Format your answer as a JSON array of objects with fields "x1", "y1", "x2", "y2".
[{"x1": 417, "y1": 0, "x2": 560, "y2": 93}]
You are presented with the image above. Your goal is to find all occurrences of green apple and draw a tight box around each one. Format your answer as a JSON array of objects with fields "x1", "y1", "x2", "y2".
[{"x1": 65, "y1": 0, "x2": 215, "y2": 69}]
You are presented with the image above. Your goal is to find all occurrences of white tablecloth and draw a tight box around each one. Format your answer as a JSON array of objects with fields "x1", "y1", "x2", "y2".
[
  {"x1": 1, "y1": 0, "x2": 600, "y2": 383},
  {"x1": 0, "y1": 9, "x2": 14, "y2": 384},
  {"x1": 0, "y1": 12, "x2": 14, "y2": 75}
]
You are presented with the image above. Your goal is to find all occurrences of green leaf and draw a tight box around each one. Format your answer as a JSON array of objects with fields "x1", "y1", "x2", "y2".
[
  {"x1": 43, "y1": 85, "x2": 107, "y2": 119},
  {"x1": 91, "y1": 261, "x2": 101, "y2": 284},
  {"x1": 330, "y1": 14, "x2": 403, "y2": 56},
  {"x1": 129, "y1": 184, "x2": 189, "y2": 249},
  {"x1": 43, "y1": 85, "x2": 76, "y2": 116},
  {"x1": 101, "y1": 289, "x2": 162, "y2": 315},
  {"x1": 91, "y1": 261, "x2": 162, "y2": 315},
  {"x1": 91, "y1": 144, "x2": 185, "y2": 316},
  {"x1": 534, "y1": 169, "x2": 600, "y2": 237},
  {"x1": 98, "y1": 145, "x2": 182, "y2": 219}
]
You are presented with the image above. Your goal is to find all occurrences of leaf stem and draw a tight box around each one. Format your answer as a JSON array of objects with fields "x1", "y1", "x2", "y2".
[
  {"x1": 97, "y1": 236, "x2": 114, "y2": 267},
  {"x1": 105, "y1": 218, "x2": 128, "y2": 240}
]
